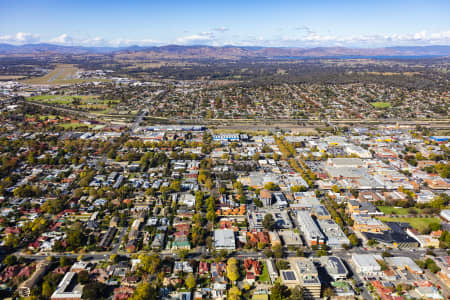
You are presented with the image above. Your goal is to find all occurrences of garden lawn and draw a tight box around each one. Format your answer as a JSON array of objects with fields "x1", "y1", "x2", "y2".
[{"x1": 258, "y1": 262, "x2": 270, "y2": 284}]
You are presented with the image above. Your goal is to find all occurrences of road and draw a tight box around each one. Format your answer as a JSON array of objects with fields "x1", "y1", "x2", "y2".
[{"x1": 130, "y1": 109, "x2": 147, "y2": 132}]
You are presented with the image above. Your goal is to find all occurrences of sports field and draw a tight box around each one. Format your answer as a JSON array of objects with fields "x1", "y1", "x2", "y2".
[
  {"x1": 371, "y1": 102, "x2": 391, "y2": 108},
  {"x1": 376, "y1": 216, "x2": 440, "y2": 232}
]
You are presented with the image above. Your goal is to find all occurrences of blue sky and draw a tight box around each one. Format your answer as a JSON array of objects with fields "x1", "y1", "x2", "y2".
[{"x1": 0, "y1": 0, "x2": 449, "y2": 47}]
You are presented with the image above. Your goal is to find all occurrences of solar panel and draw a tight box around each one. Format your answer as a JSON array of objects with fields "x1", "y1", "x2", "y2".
[{"x1": 282, "y1": 271, "x2": 296, "y2": 281}]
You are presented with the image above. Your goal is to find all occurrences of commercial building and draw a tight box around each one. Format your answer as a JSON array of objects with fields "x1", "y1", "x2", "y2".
[
  {"x1": 50, "y1": 272, "x2": 83, "y2": 300},
  {"x1": 292, "y1": 192, "x2": 320, "y2": 210},
  {"x1": 292, "y1": 258, "x2": 322, "y2": 299},
  {"x1": 297, "y1": 211, "x2": 325, "y2": 246},
  {"x1": 278, "y1": 230, "x2": 303, "y2": 247},
  {"x1": 248, "y1": 209, "x2": 293, "y2": 230},
  {"x1": 272, "y1": 192, "x2": 288, "y2": 209},
  {"x1": 351, "y1": 254, "x2": 382, "y2": 278},
  {"x1": 213, "y1": 229, "x2": 236, "y2": 250},
  {"x1": 385, "y1": 257, "x2": 423, "y2": 274},
  {"x1": 327, "y1": 158, "x2": 364, "y2": 168},
  {"x1": 320, "y1": 256, "x2": 349, "y2": 281},
  {"x1": 352, "y1": 215, "x2": 390, "y2": 233},
  {"x1": 317, "y1": 219, "x2": 350, "y2": 248}
]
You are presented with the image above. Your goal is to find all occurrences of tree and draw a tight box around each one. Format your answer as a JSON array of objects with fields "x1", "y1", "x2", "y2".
[
  {"x1": 331, "y1": 185, "x2": 340, "y2": 193},
  {"x1": 169, "y1": 180, "x2": 181, "y2": 192},
  {"x1": 264, "y1": 182, "x2": 279, "y2": 191},
  {"x1": 60, "y1": 256, "x2": 72, "y2": 267},
  {"x1": 130, "y1": 282, "x2": 157, "y2": 300},
  {"x1": 271, "y1": 282, "x2": 290, "y2": 300},
  {"x1": 382, "y1": 251, "x2": 392, "y2": 258},
  {"x1": 289, "y1": 285, "x2": 305, "y2": 300},
  {"x1": 262, "y1": 213, "x2": 275, "y2": 231},
  {"x1": 323, "y1": 287, "x2": 336, "y2": 297},
  {"x1": 228, "y1": 286, "x2": 242, "y2": 300},
  {"x1": 4, "y1": 255, "x2": 17, "y2": 266},
  {"x1": 110, "y1": 254, "x2": 119, "y2": 264},
  {"x1": 257, "y1": 241, "x2": 267, "y2": 250},
  {"x1": 291, "y1": 185, "x2": 307, "y2": 193},
  {"x1": 42, "y1": 281, "x2": 54, "y2": 298},
  {"x1": 178, "y1": 249, "x2": 190, "y2": 259},
  {"x1": 227, "y1": 258, "x2": 240, "y2": 282},
  {"x1": 185, "y1": 273, "x2": 196, "y2": 290},
  {"x1": 272, "y1": 244, "x2": 284, "y2": 258},
  {"x1": 82, "y1": 282, "x2": 108, "y2": 300},
  {"x1": 77, "y1": 270, "x2": 89, "y2": 284},
  {"x1": 206, "y1": 210, "x2": 216, "y2": 223},
  {"x1": 348, "y1": 234, "x2": 360, "y2": 247},
  {"x1": 139, "y1": 254, "x2": 160, "y2": 274},
  {"x1": 252, "y1": 152, "x2": 261, "y2": 161}
]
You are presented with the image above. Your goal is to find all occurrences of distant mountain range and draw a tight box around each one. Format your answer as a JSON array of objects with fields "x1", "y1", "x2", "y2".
[{"x1": 0, "y1": 43, "x2": 449, "y2": 59}]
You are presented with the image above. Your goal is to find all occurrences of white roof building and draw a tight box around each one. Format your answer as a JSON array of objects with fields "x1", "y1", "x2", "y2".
[
  {"x1": 214, "y1": 229, "x2": 235, "y2": 250},
  {"x1": 351, "y1": 254, "x2": 382, "y2": 277}
]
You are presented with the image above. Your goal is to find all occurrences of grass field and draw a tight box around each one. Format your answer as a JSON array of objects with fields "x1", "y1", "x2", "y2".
[
  {"x1": 377, "y1": 206, "x2": 422, "y2": 215},
  {"x1": 27, "y1": 94, "x2": 120, "y2": 114},
  {"x1": 371, "y1": 102, "x2": 391, "y2": 108},
  {"x1": 376, "y1": 216, "x2": 440, "y2": 232},
  {"x1": 57, "y1": 123, "x2": 95, "y2": 129}
]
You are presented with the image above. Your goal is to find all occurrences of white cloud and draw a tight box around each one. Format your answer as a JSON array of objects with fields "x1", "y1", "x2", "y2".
[
  {"x1": 0, "y1": 32, "x2": 40, "y2": 44},
  {"x1": 108, "y1": 38, "x2": 160, "y2": 47},
  {"x1": 278, "y1": 29, "x2": 450, "y2": 47},
  {"x1": 213, "y1": 27, "x2": 229, "y2": 32},
  {"x1": 1, "y1": 29, "x2": 449, "y2": 48},
  {"x1": 176, "y1": 32, "x2": 216, "y2": 45},
  {"x1": 81, "y1": 37, "x2": 106, "y2": 46},
  {"x1": 50, "y1": 33, "x2": 73, "y2": 44}
]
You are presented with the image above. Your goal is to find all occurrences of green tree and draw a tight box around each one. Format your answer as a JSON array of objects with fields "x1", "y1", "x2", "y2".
[
  {"x1": 4, "y1": 255, "x2": 17, "y2": 266},
  {"x1": 42, "y1": 281, "x2": 54, "y2": 298},
  {"x1": 77, "y1": 270, "x2": 89, "y2": 284},
  {"x1": 264, "y1": 182, "x2": 279, "y2": 191},
  {"x1": 60, "y1": 256, "x2": 72, "y2": 267},
  {"x1": 185, "y1": 273, "x2": 196, "y2": 290},
  {"x1": 228, "y1": 286, "x2": 242, "y2": 300},
  {"x1": 169, "y1": 180, "x2": 181, "y2": 192},
  {"x1": 289, "y1": 285, "x2": 305, "y2": 300},
  {"x1": 291, "y1": 185, "x2": 307, "y2": 193},
  {"x1": 227, "y1": 258, "x2": 240, "y2": 282},
  {"x1": 270, "y1": 282, "x2": 290, "y2": 300},
  {"x1": 348, "y1": 234, "x2": 360, "y2": 247},
  {"x1": 262, "y1": 213, "x2": 275, "y2": 231},
  {"x1": 138, "y1": 254, "x2": 160, "y2": 275},
  {"x1": 272, "y1": 244, "x2": 284, "y2": 258},
  {"x1": 82, "y1": 282, "x2": 108, "y2": 300},
  {"x1": 130, "y1": 282, "x2": 157, "y2": 300},
  {"x1": 178, "y1": 249, "x2": 190, "y2": 259}
]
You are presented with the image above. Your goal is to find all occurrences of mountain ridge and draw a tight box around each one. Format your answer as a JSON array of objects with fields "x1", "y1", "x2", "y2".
[{"x1": 0, "y1": 43, "x2": 449, "y2": 58}]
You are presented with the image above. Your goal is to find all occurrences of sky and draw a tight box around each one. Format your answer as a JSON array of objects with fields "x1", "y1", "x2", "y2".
[{"x1": 0, "y1": 0, "x2": 449, "y2": 48}]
